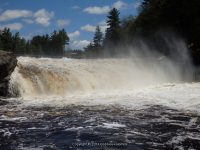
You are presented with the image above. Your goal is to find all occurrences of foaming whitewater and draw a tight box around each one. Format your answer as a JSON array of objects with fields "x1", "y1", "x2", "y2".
[
  {"x1": 9, "y1": 56, "x2": 183, "y2": 98},
  {"x1": 3, "y1": 56, "x2": 200, "y2": 150},
  {"x1": 3, "y1": 40, "x2": 200, "y2": 150},
  {"x1": 7, "y1": 56, "x2": 200, "y2": 113}
]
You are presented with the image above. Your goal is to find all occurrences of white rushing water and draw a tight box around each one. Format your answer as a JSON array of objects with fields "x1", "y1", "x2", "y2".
[{"x1": 8, "y1": 57, "x2": 200, "y2": 113}]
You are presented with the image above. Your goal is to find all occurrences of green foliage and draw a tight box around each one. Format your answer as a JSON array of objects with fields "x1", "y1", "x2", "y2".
[
  {"x1": 120, "y1": 15, "x2": 136, "y2": 43},
  {"x1": 125, "y1": 0, "x2": 200, "y2": 65},
  {"x1": 85, "y1": 26, "x2": 103, "y2": 58},
  {"x1": 93, "y1": 26, "x2": 103, "y2": 48},
  {"x1": 0, "y1": 28, "x2": 69, "y2": 57},
  {"x1": 12, "y1": 32, "x2": 26, "y2": 54},
  {"x1": 50, "y1": 29, "x2": 69, "y2": 56},
  {"x1": 84, "y1": 43, "x2": 96, "y2": 58},
  {"x1": 84, "y1": 0, "x2": 200, "y2": 63},
  {"x1": 0, "y1": 28, "x2": 13, "y2": 51},
  {"x1": 30, "y1": 29, "x2": 69, "y2": 56},
  {"x1": 104, "y1": 8, "x2": 121, "y2": 55},
  {"x1": 1, "y1": 0, "x2": 199, "y2": 63},
  {"x1": 84, "y1": 8, "x2": 122, "y2": 58}
]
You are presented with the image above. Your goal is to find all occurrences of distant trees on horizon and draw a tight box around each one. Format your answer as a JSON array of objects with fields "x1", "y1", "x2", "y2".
[
  {"x1": 0, "y1": 0, "x2": 200, "y2": 65},
  {"x1": 0, "y1": 28, "x2": 69, "y2": 56}
]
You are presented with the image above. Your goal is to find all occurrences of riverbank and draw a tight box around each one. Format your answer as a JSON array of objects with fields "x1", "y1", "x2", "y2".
[{"x1": 0, "y1": 50, "x2": 17, "y2": 97}]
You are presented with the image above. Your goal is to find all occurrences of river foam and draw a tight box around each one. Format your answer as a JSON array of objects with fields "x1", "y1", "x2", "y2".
[{"x1": 7, "y1": 57, "x2": 200, "y2": 113}]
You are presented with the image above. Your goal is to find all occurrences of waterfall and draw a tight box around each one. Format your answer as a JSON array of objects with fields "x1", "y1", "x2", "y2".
[{"x1": 9, "y1": 57, "x2": 183, "y2": 97}]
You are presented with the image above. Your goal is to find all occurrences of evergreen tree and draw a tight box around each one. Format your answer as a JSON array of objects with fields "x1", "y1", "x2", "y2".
[
  {"x1": 104, "y1": 8, "x2": 121, "y2": 56},
  {"x1": 84, "y1": 43, "x2": 95, "y2": 58},
  {"x1": 124, "y1": 0, "x2": 200, "y2": 65},
  {"x1": 29, "y1": 29, "x2": 69, "y2": 56},
  {"x1": 93, "y1": 26, "x2": 103, "y2": 48},
  {"x1": 84, "y1": 26, "x2": 104, "y2": 58},
  {"x1": 93, "y1": 26, "x2": 103, "y2": 56},
  {"x1": 50, "y1": 29, "x2": 69, "y2": 56},
  {"x1": 30, "y1": 35, "x2": 44, "y2": 55},
  {"x1": 12, "y1": 32, "x2": 20, "y2": 53},
  {"x1": 12, "y1": 32, "x2": 26, "y2": 54},
  {"x1": 0, "y1": 28, "x2": 13, "y2": 52}
]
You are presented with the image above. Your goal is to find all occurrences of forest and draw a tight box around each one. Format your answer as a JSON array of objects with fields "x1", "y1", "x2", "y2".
[
  {"x1": 0, "y1": 0, "x2": 200, "y2": 65},
  {"x1": 0, "y1": 28, "x2": 69, "y2": 56}
]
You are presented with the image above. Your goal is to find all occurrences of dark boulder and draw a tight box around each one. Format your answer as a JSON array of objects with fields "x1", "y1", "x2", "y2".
[{"x1": 0, "y1": 50, "x2": 17, "y2": 97}]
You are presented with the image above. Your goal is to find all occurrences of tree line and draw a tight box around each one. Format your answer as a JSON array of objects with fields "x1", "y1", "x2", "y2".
[
  {"x1": 0, "y1": 28, "x2": 69, "y2": 56},
  {"x1": 0, "y1": 0, "x2": 200, "y2": 65},
  {"x1": 84, "y1": 0, "x2": 200, "y2": 65},
  {"x1": 84, "y1": 8, "x2": 121, "y2": 58}
]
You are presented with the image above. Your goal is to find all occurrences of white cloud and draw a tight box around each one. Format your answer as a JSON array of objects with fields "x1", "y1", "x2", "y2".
[
  {"x1": 0, "y1": 9, "x2": 32, "y2": 21},
  {"x1": 34, "y1": 9, "x2": 54, "y2": 26},
  {"x1": 83, "y1": 6, "x2": 110, "y2": 15},
  {"x1": 83, "y1": 1, "x2": 128, "y2": 15},
  {"x1": 81, "y1": 24, "x2": 96, "y2": 32},
  {"x1": 68, "y1": 30, "x2": 80, "y2": 39},
  {"x1": 71, "y1": 40, "x2": 90, "y2": 50},
  {"x1": 0, "y1": 9, "x2": 55, "y2": 27},
  {"x1": 0, "y1": 23, "x2": 23, "y2": 31},
  {"x1": 98, "y1": 20, "x2": 108, "y2": 34},
  {"x1": 112, "y1": 1, "x2": 127, "y2": 9},
  {"x1": 57, "y1": 19, "x2": 70, "y2": 27},
  {"x1": 81, "y1": 21, "x2": 108, "y2": 34}
]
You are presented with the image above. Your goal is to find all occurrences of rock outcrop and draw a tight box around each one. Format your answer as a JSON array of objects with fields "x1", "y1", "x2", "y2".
[{"x1": 0, "y1": 50, "x2": 17, "y2": 97}]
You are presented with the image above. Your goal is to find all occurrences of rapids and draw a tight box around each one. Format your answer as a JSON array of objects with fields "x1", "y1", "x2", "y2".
[
  {"x1": 1, "y1": 57, "x2": 200, "y2": 150},
  {"x1": 6, "y1": 57, "x2": 200, "y2": 113},
  {"x1": 9, "y1": 57, "x2": 182, "y2": 97}
]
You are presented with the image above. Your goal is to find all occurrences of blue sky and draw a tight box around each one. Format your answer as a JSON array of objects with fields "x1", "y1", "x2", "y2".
[{"x1": 0, "y1": 0, "x2": 141, "y2": 49}]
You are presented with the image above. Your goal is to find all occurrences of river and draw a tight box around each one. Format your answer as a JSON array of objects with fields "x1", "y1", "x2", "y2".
[{"x1": 0, "y1": 57, "x2": 200, "y2": 150}]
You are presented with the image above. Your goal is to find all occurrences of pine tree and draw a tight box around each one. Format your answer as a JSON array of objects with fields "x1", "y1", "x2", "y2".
[
  {"x1": 0, "y1": 28, "x2": 13, "y2": 52},
  {"x1": 12, "y1": 32, "x2": 26, "y2": 54},
  {"x1": 93, "y1": 26, "x2": 103, "y2": 48},
  {"x1": 104, "y1": 8, "x2": 121, "y2": 56},
  {"x1": 93, "y1": 26, "x2": 103, "y2": 56}
]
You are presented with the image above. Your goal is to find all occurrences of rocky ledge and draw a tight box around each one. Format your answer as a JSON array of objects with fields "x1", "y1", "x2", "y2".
[{"x1": 0, "y1": 50, "x2": 17, "y2": 97}]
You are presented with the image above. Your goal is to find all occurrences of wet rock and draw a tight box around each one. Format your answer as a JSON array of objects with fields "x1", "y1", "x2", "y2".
[{"x1": 0, "y1": 50, "x2": 17, "y2": 97}]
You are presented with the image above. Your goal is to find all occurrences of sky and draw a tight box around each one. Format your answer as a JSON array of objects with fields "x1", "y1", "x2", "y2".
[{"x1": 0, "y1": 0, "x2": 142, "y2": 50}]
